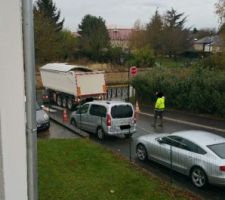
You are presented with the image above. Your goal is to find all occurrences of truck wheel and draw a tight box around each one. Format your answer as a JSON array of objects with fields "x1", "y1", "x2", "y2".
[
  {"x1": 57, "y1": 95, "x2": 62, "y2": 107},
  {"x1": 62, "y1": 97, "x2": 67, "y2": 108},
  {"x1": 67, "y1": 98, "x2": 73, "y2": 110}
]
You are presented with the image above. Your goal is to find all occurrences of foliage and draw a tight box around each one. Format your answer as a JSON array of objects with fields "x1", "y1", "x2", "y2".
[
  {"x1": 34, "y1": 1, "x2": 78, "y2": 65},
  {"x1": 78, "y1": 14, "x2": 110, "y2": 60},
  {"x1": 107, "y1": 47, "x2": 124, "y2": 64},
  {"x1": 136, "y1": 8, "x2": 191, "y2": 59},
  {"x1": 215, "y1": 0, "x2": 225, "y2": 26},
  {"x1": 132, "y1": 67, "x2": 225, "y2": 116},
  {"x1": 129, "y1": 47, "x2": 155, "y2": 68},
  {"x1": 215, "y1": 0, "x2": 225, "y2": 69},
  {"x1": 129, "y1": 20, "x2": 148, "y2": 49},
  {"x1": 146, "y1": 10, "x2": 164, "y2": 56},
  {"x1": 38, "y1": 139, "x2": 198, "y2": 200},
  {"x1": 192, "y1": 28, "x2": 216, "y2": 40},
  {"x1": 34, "y1": 0, "x2": 64, "y2": 31},
  {"x1": 34, "y1": 10, "x2": 62, "y2": 64},
  {"x1": 58, "y1": 30, "x2": 78, "y2": 60},
  {"x1": 162, "y1": 8, "x2": 190, "y2": 57}
]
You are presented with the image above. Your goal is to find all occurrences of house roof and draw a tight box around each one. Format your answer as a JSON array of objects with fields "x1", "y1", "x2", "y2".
[
  {"x1": 108, "y1": 28, "x2": 134, "y2": 41},
  {"x1": 194, "y1": 35, "x2": 223, "y2": 46}
]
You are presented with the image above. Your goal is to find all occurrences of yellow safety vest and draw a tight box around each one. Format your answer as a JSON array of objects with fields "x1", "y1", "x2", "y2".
[{"x1": 155, "y1": 97, "x2": 165, "y2": 110}]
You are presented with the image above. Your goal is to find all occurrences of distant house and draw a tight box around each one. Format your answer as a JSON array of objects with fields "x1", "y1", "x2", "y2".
[
  {"x1": 72, "y1": 32, "x2": 81, "y2": 38},
  {"x1": 108, "y1": 28, "x2": 134, "y2": 49},
  {"x1": 193, "y1": 35, "x2": 223, "y2": 53}
]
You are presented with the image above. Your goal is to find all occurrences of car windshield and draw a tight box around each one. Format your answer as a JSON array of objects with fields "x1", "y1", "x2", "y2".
[
  {"x1": 36, "y1": 103, "x2": 41, "y2": 111},
  {"x1": 207, "y1": 143, "x2": 225, "y2": 159},
  {"x1": 111, "y1": 105, "x2": 133, "y2": 118}
]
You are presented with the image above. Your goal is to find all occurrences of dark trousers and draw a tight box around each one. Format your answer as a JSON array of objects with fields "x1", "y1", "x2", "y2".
[{"x1": 153, "y1": 110, "x2": 164, "y2": 126}]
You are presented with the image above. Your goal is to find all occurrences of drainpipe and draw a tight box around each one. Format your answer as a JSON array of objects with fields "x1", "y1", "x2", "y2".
[{"x1": 22, "y1": 0, "x2": 38, "y2": 200}]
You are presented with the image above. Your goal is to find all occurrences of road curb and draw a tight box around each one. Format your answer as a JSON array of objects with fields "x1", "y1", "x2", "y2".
[{"x1": 50, "y1": 116, "x2": 89, "y2": 138}]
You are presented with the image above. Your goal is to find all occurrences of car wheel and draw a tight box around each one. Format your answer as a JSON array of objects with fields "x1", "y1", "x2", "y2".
[
  {"x1": 71, "y1": 118, "x2": 77, "y2": 127},
  {"x1": 97, "y1": 127, "x2": 104, "y2": 140},
  {"x1": 57, "y1": 95, "x2": 62, "y2": 107},
  {"x1": 136, "y1": 144, "x2": 148, "y2": 161},
  {"x1": 62, "y1": 97, "x2": 67, "y2": 108},
  {"x1": 191, "y1": 167, "x2": 208, "y2": 188}
]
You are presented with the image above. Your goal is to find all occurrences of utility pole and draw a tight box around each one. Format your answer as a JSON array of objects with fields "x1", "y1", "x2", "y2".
[{"x1": 22, "y1": 0, "x2": 38, "y2": 200}]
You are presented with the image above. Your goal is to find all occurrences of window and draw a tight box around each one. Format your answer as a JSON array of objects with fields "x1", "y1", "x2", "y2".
[
  {"x1": 208, "y1": 143, "x2": 225, "y2": 159},
  {"x1": 161, "y1": 136, "x2": 180, "y2": 147},
  {"x1": 169, "y1": 136, "x2": 206, "y2": 155},
  {"x1": 80, "y1": 104, "x2": 89, "y2": 114},
  {"x1": 111, "y1": 105, "x2": 133, "y2": 118},
  {"x1": 90, "y1": 105, "x2": 107, "y2": 117}
]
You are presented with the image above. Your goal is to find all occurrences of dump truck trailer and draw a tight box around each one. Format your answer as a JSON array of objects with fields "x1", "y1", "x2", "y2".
[{"x1": 40, "y1": 63, "x2": 106, "y2": 109}]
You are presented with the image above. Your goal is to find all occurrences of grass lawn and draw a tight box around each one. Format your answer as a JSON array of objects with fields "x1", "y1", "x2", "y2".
[{"x1": 38, "y1": 139, "x2": 200, "y2": 200}]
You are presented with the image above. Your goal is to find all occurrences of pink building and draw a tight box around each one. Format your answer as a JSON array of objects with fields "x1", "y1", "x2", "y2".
[{"x1": 108, "y1": 28, "x2": 134, "y2": 49}]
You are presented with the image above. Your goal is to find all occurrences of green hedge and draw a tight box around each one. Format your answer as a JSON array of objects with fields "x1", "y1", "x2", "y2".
[{"x1": 132, "y1": 67, "x2": 225, "y2": 116}]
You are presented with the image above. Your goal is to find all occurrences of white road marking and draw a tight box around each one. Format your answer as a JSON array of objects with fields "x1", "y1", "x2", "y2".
[{"x1": 139, "y1": 112, "x2": 225, "y2": 133}]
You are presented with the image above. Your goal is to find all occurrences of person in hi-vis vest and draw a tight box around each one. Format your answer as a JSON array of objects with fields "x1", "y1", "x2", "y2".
[{"x1": 152, "y1": 91, "x2": 165, "y2": 128}]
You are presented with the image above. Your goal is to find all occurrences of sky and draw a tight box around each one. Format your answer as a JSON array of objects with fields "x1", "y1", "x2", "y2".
[{"x1": 52, "y1": 0, "x2": 219, "y2": 31}]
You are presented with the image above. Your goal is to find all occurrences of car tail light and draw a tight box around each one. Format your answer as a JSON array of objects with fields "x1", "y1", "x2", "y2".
[
  {"x1": 106, "y1": 114, "x2": 111, "y2": 127},
  {"x1": 220, "y1": 166, "x2": 225, "y2": 172}
]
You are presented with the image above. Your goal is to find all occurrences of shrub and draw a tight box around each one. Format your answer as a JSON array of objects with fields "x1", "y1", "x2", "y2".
[{"x1": 132, "y1": 66, "x2": 225, "y2": 117}]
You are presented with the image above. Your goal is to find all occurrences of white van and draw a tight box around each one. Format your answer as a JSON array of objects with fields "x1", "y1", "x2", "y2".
[{"x1": 70, "y1": 101, "x2": 136, "y2": 140}]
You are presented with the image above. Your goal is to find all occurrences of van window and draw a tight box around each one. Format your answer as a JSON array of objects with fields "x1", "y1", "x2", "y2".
[
  {"x1": 111, "y1": 105, "x2": 133, "y2": 118},
  {"x1": 77, "y1": 104, "x2": 89, "y2": 114},
  {"x1": 90, "y1": 104, "x2": 106, "y2": 117}
]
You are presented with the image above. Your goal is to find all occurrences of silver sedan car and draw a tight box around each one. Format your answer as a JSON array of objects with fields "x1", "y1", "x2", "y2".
[{"x1": 136, "y1": 130, "x2": 225, "y2": 188}]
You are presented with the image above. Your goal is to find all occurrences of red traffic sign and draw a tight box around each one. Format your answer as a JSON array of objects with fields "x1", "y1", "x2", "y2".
[{"x1": 130, "y1": 66, "x2": 138, "y2": 76}]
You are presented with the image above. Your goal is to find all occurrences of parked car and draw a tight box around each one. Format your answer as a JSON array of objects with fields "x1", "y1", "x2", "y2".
[
  {"x1": 70, "y1": 100, "x2": 136, "y2": 139},
  {"x1": 36, "y1": 103, "x2": 50, "y2": 132},
  {"x1": 136, "y1": 130, "x2": 225, "y2": 188}
]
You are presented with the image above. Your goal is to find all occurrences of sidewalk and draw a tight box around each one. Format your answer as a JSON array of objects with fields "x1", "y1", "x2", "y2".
[
  {"x1": 140, "y1": 104, "x2": 225, "y2": 131},
  {"x1": 47, "y1": 108, "x2": 89, "y2": 138}
]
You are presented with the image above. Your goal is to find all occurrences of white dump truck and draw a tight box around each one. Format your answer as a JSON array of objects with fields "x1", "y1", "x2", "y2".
[{"x1": 40, "y1": 63, "x2": 107, "y2": 109}]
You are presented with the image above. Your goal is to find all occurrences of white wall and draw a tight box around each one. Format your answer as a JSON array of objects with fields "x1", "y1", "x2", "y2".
[{"x1": 0, "y1": 0, "x2": 28, "y2": 200}]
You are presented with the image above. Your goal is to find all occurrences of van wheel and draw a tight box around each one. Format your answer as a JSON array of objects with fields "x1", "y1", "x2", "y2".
[
  {"x1": 71, "y1": 118, "x2": 77, "y2": 127},
  {"x1": 97, "y1": 128, "x2": 105, "y2": 140},
  {"x1": 57, "y1": 95, "x2": 62, "y2": 107}
]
